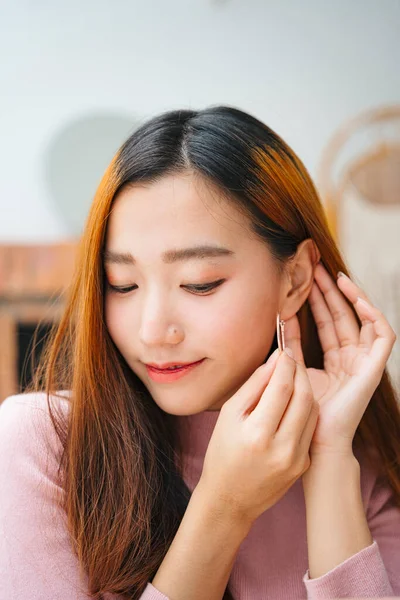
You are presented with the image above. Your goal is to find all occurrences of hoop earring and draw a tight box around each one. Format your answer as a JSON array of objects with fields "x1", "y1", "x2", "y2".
[{"x1": 276, "y1": 313, "x2": 286, "y2": 352}]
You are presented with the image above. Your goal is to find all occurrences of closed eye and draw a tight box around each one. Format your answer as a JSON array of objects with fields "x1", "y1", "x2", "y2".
[
  {"x1": 107, "y1": 283, "x2": 137, "y2": 294},
  {"x1": 185, "y1": 279, "x2": 225, "y2": 294},
  {"x1": 106, "y1": 279, "x2": 226, "y2": 295}
]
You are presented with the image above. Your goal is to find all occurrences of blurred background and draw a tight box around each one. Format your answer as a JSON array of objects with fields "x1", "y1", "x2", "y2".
[{"x1": 0, "y1": 0, "x2": 399, "y2": 401}]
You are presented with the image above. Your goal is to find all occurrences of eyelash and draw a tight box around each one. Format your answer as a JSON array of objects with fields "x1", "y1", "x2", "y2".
[{"x1": 107, "y1": 279, "x2": 226, "y2": 296}]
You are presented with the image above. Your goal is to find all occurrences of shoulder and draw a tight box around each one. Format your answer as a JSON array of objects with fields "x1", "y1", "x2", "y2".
[
  {"x1": 0, "y1": 390, "x2": 71, "y2": 433},
  {"x1": 0, "y1": 389, "x2": 71, "y2": 414},
  {"x1": 0, "y1": 390, "x2": 72, "y2": 478}
]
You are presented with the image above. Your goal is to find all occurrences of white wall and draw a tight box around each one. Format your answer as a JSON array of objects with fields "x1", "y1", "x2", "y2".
[
  {"x1": 1, "y1": 0, "x2": 400, "y2": 391},
  {"x1": 0, "y1": 0, "x2": 399, "y2": 242}
]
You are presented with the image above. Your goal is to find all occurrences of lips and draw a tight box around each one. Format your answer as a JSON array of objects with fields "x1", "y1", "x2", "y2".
[
  {"x1": 145, "y1": 358, "x2": 205, "y2": 383},
  {"x1": 146, "y1": 360, "x2": 203, "y2": 372}
]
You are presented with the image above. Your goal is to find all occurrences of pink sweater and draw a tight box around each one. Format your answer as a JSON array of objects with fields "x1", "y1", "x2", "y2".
[{"x1": 0, "y1": 391, "x2": 399, "y2": 600}]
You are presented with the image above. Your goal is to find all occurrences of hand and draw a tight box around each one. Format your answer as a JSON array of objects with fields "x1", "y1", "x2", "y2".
[
  {"x1": 199, "y1": 349, "x2": 319, "y2": 526},
  {"x1": 284, "y1": 262, "x2": 397, "y2": 458}
]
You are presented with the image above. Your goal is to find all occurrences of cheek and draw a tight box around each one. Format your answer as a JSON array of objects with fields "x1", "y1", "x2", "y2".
[
  {"x1": 205, "y1": 289, "x2": 277, "y2": 361},
  {"x1": 104, "y1": 298, "x2": 129, "y2": 349}
]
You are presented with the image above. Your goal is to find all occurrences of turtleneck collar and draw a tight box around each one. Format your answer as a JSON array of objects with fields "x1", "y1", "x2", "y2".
[{"x1": 175, "y1": 409, "x2": 221, "y2": 458}]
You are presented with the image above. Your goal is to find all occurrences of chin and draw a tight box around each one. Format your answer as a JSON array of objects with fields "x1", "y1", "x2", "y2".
[{"x1": 152, "y1": 395, "x2": 212, "y2": 417}]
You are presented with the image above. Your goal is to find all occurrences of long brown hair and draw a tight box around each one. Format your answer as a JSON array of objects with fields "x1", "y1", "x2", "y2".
[{"x1": 27, "y1": 105, "x2": 400, "y2": 600}]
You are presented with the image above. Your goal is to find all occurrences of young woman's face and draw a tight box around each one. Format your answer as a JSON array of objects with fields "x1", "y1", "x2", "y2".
[{"x1": 104, "y1": 173, "x2": 284, "y2": 415}]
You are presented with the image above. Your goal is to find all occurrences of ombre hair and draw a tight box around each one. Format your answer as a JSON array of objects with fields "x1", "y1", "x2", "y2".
[{"x1": 28, "y1": 106, "x2": 400, "y2": 600}]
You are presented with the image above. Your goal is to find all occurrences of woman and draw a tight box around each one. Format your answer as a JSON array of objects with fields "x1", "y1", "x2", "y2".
[{"x1": 0, "y1": 105, "x2": 399, "y2": 600}]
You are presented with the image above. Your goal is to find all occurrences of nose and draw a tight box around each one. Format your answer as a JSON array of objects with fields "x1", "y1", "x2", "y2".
[{"x1": 139, "y1": 296, "x2": 183, "y2": 347}]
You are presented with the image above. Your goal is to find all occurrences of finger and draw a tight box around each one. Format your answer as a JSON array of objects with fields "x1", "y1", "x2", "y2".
[
  {"x1": 359, "y1": 317, "x2": 377, "y2": 351},
  {"x1": 282, "y1": 313, "x2": 306, "y2": 366},
  {"x1": 354, "y1": 296, "x2": 397, "y2": 368},
  {"x1": 308, "y1": 280, "x2": 341, "y2": 353},
  {"x1": 276, "y1": 362, "x2": 315, "y2": 443},
  {"x1": 314, "y1": 263, "x2": 360, "y2": 347},
  {"x1": 335, "y1": 271, "x2": 377, "y2": 350},
  {"x1": 250, "y1": 351, "x2": 296, "y2": 437},
  {"x1": 233, "y1": 348, "x2": 280, "y2": 415}
]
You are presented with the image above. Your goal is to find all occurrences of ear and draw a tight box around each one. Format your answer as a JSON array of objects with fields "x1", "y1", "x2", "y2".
[{"x1": 279, "y1": 239, "x2": 320, "y2": 320}]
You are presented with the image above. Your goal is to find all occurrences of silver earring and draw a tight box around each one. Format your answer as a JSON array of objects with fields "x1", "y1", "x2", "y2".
[{"x1": 276, "y1": 312, "x2": 286, "y2": 352}]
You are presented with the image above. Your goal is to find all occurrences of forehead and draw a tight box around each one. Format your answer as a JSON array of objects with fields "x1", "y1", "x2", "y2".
[{"x1": 105, "y1": 173, "x2": 254, "y2": 251}]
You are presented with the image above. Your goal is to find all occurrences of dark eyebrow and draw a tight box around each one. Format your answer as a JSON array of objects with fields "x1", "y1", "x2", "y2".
[{"x1": 103, "y1": 245, "x2": 235, "y2": 266}]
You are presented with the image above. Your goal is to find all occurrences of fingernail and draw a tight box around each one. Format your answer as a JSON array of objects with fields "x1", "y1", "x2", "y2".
[
  {"x1": 356, "y1": 296, "x2": 371, "y2": 308},
  {"x1": 337, "y1": 271, "x2": 350, "y2": 280},
  {"x1": 284, "y1": 347, "x2": 294, "y2": 358}
]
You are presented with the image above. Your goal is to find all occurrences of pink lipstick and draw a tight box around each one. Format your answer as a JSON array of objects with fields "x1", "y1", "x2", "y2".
[{"x1": 145, "y1": 359, "x2": 205, "y2": 382}]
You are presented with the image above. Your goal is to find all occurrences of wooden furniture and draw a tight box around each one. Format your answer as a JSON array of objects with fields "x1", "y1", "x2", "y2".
[{"x1": 0, "y1": 243, "x2": 77, "y2": 403}]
